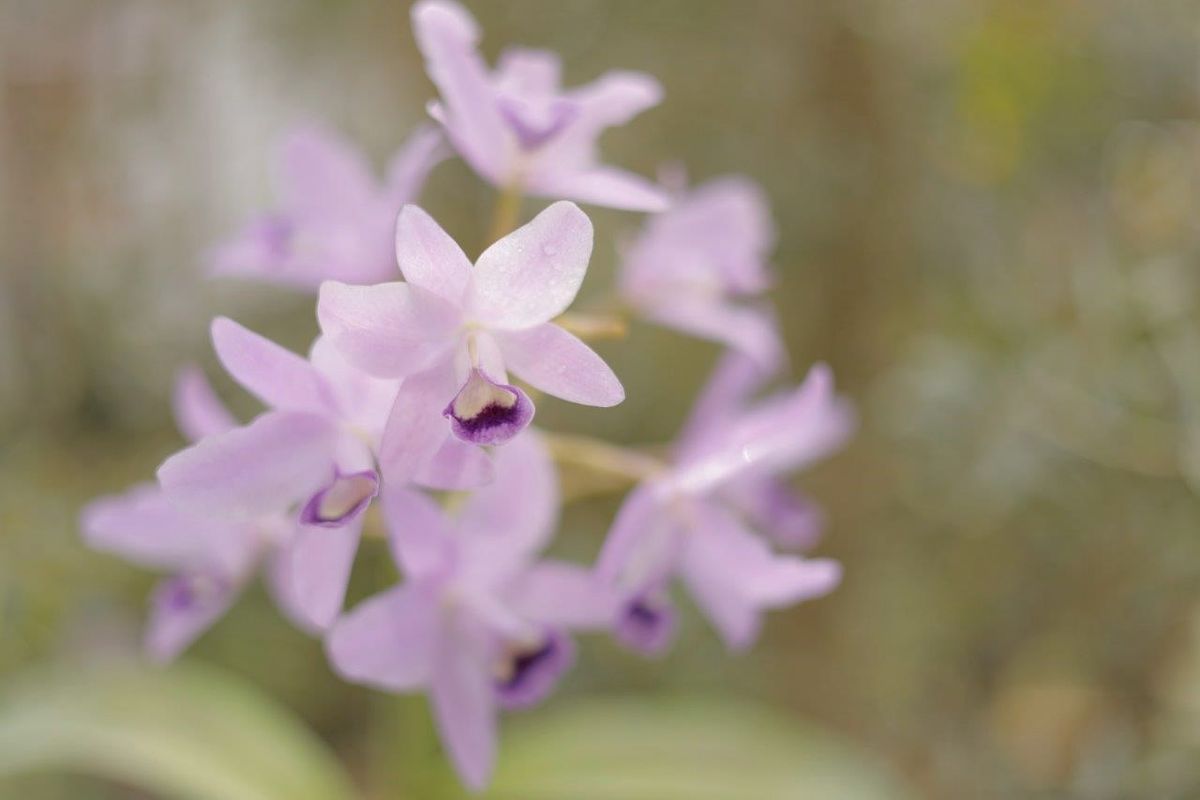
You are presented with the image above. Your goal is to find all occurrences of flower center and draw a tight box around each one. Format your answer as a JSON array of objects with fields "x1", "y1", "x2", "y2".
[
  {"x1": 615, "y1": 592, "x2": 677, "y2": 656},
  {"x1": 443, "y1": 368, "x2": 534, "y2": 446},
  {"x1": 497, "y1": 95, "x2": 578, "y2": 150},
  {"x1": 300, "y1": 470, "x2": 379, "y2": 527},
  {"x1": 492, "y1": 629, "x2": 575, "y2": 710},
  {"x1": 158, "y1": 572, "x2": 226, "y2": 612}
]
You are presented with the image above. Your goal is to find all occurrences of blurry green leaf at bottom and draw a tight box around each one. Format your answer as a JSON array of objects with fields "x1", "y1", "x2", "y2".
[
  {"x1": 0, "y1": 660, "x2": 356, "y2": 800},
  {"x1": 487, "y1": 696, "x2": 911, "y2": 800}
]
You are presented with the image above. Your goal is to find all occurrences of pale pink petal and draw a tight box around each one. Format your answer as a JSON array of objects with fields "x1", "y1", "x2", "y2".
[
  {"x1": 495, "y1": 48, "x2": 561, "y2": 94},
  {"x1": 283, "y1": 517, "x2": 364, "y2": 630},
  {"x1": 381, "y1": 485, "x2": 455, "y2": 579},
  {"x1": 211, "y1": 317, "x2": 330, "y2": 414},
  {"x1": 277, "y1": 124, "x2": 375, "y2": 220},
  {"x1": 430, "y1": 620, "x2": 497, "y2": 791},
  {"x1": 415, "y1": 437, "x2": 495, "y2": 490},
  {"x1": 326, "y1": 583, "x2": 440, "y2": 691},
  {"x1": 676, "y1": 350, "x2": 766, "y2": 459},
  {"x1": 411, "y1": 0, "x2": 508, "y2": 182},
  {"x1": 157, "y1": 411, "x2": 337, "y2": 518},
  {"x1": 566, "y1": 71, "x2": 662, "y2": 131},
  {"x1": 395, "y1": 205, "x2": 473, "y2": 306},
  {"x1": 172, "y1": 366, "x2": 236, "y2": 443},
  {"x1": 384, "y1": 125, "x2": 448, "y2": 207},
  {"x1": 81, "y1": 484, "x2": 248, "y2": 575},
  {"x1": 263, "y1": 546, "x2": 321, "y2": 636},
  {"x1": 494, "y1": 323, "x2": 624, "y2": 407},
  {"x1": 505, "y1": 561, "x2": 619, "y2": 629},
  {"x1": 642, "y1": 298, "x2": 784, "y2": 373},
  {"x1": 670, "y1": 363, "x2": 855, "y2": 496},
  {"x1": 145, "y1": 573, "x2": 242, "y2": 663},
  {"x1": 467, "y1": 201, "x2": 593, "y2": 330},
  {"x1": 317, "y1": 281, "x2": 460, "y2": 379},
  {"x1": 680, "y1": 501, "x2": 840, "y2": 651},
  {"x1": 457, "y1": 430, "x2": 558, "y2": 575},
  {"x1": 530, "y1": 167, "x2": 669, "y2": 213},
  {"x1": 378, "y1": 361, "x2": 459, "y2": 486},
  {"x1": 594, "y1": 484, "x2": 662, "y2": 582}
]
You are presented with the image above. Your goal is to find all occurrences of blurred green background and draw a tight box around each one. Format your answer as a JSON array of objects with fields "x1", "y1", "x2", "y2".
[{"x1": 4, "y1": 1, "x2": 1200, "y2": 797}]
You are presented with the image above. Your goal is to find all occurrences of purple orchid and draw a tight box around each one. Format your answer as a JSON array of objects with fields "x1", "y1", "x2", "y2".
[
  {"x1": 411, "y1": 0, "x2": 668, "y2": 212},
  {"x1": 619, "y1": 175, "x2": 785, "y2": 371},
  {"x1": 596, "y1": 355, "x2": 855, "y2": 653},
  {"x1": 210, "y1": 123, "x2": 445, "y2": 290},
  {"x1": 153, "y1": 316, "x2": 492, "y2": 635},
  {"x1": 327, "y1": 431, "x2": 615, "y2": 790},
  {"x1": 317, "y1": 200, "x2": 624, "y2": 485},
  {"x1": 81, "y1": 368, "x2": 326, "y2": 661}
]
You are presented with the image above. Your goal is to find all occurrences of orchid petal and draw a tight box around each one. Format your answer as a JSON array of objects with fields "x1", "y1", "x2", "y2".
[
  {"x1": 395, "y1": 204, "x2": 473, "y2": 306},
  {"x1": 495, "y1": 323, "x2": 624, "y2": 407},
  {"x1": 80, "y1": 484, "x2": 250, "y2": 576},
  {"x1": 594, "y1": 484, "x2": 662, "y2": 582},
  {"x1": 317, "y1": 280, "x2": 459, "y2": 379},
  {"x1": 384, "y1": 125, "x2": 448, "y2": 207},
  {"x1": 680, "y1": 501, "x2": 841, "y2": 651},
  {"x1": 284, "y1": 516, "x2": 365, "y2": 630},
  {"x1": 277, "y1": 124, "x2": 375, "y2": 220},
  {"x1": 506, "y1": 561, "x2": 619, "y2": 630},
  {"x1": 468, "y1": 201, "x2": 593, "y2": 330},
  {"x1": 642, "y1": 298, "x2": 784, "y2": 373},
  {"x1": 458, "y1": 430, "x2": 558, "y2": 572},
  {"x1": 326, "y1": 583, "x2": 439, "y2": 692},
  {"x1": 669, "y1": 363, "x2": 854, "y2": 496},
  {"x1": 157, "y1": 411, "x2": 337, "y2": 518},
  {"x1": 411, "y1": 0, "x2": 508, "y2": 182},
  {"x1": 382, "y1": 485, "x2": 455, "y2": 579},
  {"x1": 530, "y1": 167, "x2": 669, "y2": 213},
  {"x1": 172, "y1": 366, "x2": 236, "y2": 443},
  {"x1": 145, "y1": 573, "x2": 241, "y2": 663},
  {"x1": 415, "y1": 436, "x2": 495, "y2": 490},
  {"x1": 379, "y1": 361, "x2": 459, "y2": 487},
  {"x1": 430, "y1": 620, "x2": 497, "y2": 791},
  {"x1": 495, "y1": 48, "x2": 562, "y2": 95},
  {"x1": 211, "y1": 317, "x2": 330, "y2": 414},
  {"x1": 567, "y1": 70, "x2": 663, "y2": 131}
]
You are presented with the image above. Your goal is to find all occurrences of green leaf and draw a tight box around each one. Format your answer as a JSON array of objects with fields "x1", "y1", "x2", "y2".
[
  {"x1": 0, "y1": 660, "x2": 357, "y2": 800},
  {"x1": 485, "y1": 696, "x2": 913, "y2": 800}
]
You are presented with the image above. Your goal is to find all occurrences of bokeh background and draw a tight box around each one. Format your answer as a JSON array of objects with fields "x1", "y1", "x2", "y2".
[{"x1": 4, "y1": 1, "x2": 1200, "y2": 797}]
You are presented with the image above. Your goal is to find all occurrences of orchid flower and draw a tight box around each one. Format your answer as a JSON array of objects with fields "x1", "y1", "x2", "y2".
[
  {"x1": 81, "y1": 368, "x2": 326, "y2": 660},
  {"x1": 327, "y1": 431, "x2": 615, "y2": 790},
  {"x1": 153, "y1": 317, "x2": 491, "y2": 635},
  {"x1": 596, "y1": 356, "x2": 855, "y2": 653},
  {"x1": 411, "y1": 0, "x2": 668, "y2": 212},
  {"x1": 677, "y1": 352, "x2": 832, "y2": 550},
  {"x1": 619, "y1": 175, "x2": 785, "y2": 371},
  {"x1": 317, "y1": 200, "x2": 624, "y2": 485},
  {"x1": 210, "y1": 124, "x2": 445, "y2": 290}
]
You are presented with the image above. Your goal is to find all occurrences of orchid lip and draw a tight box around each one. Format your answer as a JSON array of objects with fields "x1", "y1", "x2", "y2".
[
  {"x1": 256, "y1": 214, "x2": 295, "y2": 261},
  {"x1": 498, "y1": 96, "x2": 579, "y2": 150},
  {"x1": 157, "y1": 572, "x2": 227, "y2": 613},
  {"x1": 615, "y1": 592, "x2": 677, "y2": 656},
  {"x1": 444, "y1": 368, "x2": 535, "y2": 446},
  {"x1": 300, "y1": 470, "x2": 379, "y2": 527},
  {"x1": 493, "y1": 628, "x2": 575, "y2": 710}
]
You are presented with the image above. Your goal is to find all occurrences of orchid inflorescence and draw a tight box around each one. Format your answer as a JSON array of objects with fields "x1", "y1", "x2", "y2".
[{"x1": 80, "y1": 0, "x2": 854, "y2": 790}]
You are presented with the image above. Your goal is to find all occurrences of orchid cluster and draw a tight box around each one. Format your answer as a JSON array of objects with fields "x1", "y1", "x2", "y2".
[{"x1": 80, "y1": 0, "x2": 854, "y2": 790}]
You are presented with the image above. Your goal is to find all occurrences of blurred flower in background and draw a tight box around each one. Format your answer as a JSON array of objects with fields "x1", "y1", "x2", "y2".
[{"x1": 3, "y1": 0, "x2": 1200, "y2": 798}]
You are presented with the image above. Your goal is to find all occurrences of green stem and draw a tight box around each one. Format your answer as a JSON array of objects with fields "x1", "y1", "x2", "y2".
[
  {"x1": 542, "y1": 431, "x2": 665, "y2": 484},
  {"x1": 483, "y1": 182, "x2": 523, "y2": 249}
]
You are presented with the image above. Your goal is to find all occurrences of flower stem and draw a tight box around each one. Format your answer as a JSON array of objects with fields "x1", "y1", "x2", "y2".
[
  {"x1": 554, "y1": 310, "x2": 630, "y2": 341},
  {"x1": 484, "y1": 182, "x2": 523, "y2": 249},
  {"x1": 541, "y1": 431, "x2": 665, "y2": 483}
]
